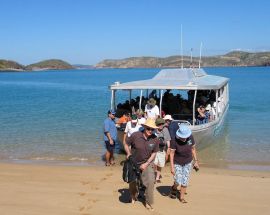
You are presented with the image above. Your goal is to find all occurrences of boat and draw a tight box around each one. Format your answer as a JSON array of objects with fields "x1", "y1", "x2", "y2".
[{"x1": 109, "y1": 67, "x2": 229, "y2": 149}]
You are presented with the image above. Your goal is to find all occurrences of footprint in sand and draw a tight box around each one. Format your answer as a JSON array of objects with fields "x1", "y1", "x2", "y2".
[
  {"x1": 78, "y1": 192, "x2": 86, "y2": 196},
  {"x1": 106, "y1": 173, "x2": 113, "y2": 177},
  {"x1": 90, "y1": 185, "x2": 99, "y2": 190},
  {"x1": 81, "y1": 181, "x2": 91, "y2": 185}
]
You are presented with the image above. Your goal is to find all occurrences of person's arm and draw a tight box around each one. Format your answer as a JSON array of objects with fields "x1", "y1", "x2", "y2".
[
  {"x1": 124, "y1": 134, "x2": 132, "y2": 158},
  {"x1": 105, "y1": 132, "x2": 114, "y2": 145},
  {"x1": 139, "y1": 152, "x2": 157, "y2": 171},
  {"x1": 170, "y1": 149, "x2": 176, "y2": 175},
  {"x1": 192, "y1": 145, "x2": 199, "y2": 168}
]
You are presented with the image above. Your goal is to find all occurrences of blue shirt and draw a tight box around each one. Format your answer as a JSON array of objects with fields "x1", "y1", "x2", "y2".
[{"x1": 103, "y1": 117, "x2": 117, "y2": 141}]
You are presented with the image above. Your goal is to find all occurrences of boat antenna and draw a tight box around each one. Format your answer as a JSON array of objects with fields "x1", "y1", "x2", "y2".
[
  {"x1": 181, "y1": 24, "x2": 183, "y2": 68},
  {"x1": 199, "y1": 42, "x2": 203, "y2": 68},
  {"x1": 190, "y1": 48, "x2": 193, "y2": 67}
]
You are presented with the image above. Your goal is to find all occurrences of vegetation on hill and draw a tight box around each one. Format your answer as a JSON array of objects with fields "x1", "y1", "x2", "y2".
[
  {"x1": 25, "y1": 59, "x2": 74, "y2": 70},
  {"x1": 0, "y1": 60, "x2": 24, "y2": 71},
  {"x1": 95, "y1": 51, "x2": 270, "y2": 68}
]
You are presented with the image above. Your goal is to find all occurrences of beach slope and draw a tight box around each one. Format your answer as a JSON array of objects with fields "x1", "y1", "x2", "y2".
[{"x1": 0, "y1": 163, "x2": 269, "y2": 215}]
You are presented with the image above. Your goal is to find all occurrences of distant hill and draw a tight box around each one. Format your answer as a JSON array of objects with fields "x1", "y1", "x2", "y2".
[
  {"x1": 72, "y1": 64, "x2": 94, "y2": 69},
  {"x1": 95, "y1": 51, "x2": 270, "y2": 68},
  {"x1": 0, "y1": 60, "x2": 25, "y2": 71},
  {"x1": 25, "y1": 59, "x2": 74, "y2": 70}
]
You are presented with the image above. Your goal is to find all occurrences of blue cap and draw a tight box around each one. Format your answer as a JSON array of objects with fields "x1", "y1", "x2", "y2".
[
  {"x1": 108, "y1": 109, "x2": 116, "y2": 115},
  {"x1": 176, "y1": 124, "x2": 191, "y2": 139}
]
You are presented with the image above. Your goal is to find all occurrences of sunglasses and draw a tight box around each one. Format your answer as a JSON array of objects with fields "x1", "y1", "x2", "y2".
[{"x1": 145, "y1": 127, "x2": 155, "y2": 131}]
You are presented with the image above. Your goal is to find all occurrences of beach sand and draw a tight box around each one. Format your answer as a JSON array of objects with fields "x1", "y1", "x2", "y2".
[{"x1": 0, "y1": 163, "x2": 270, "y2": 215}]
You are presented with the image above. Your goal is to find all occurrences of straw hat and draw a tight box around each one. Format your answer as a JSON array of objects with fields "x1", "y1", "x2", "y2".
[
  {"x1": 176, "y1": 124, "x2": 191, "y2": 139},
  {"x1": 142, "y1": 118, "x2": 158, "y2": 129}
]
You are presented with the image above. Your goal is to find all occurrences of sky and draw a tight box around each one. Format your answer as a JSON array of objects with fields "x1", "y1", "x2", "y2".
[{"x1": 1, "y1": 0, "x2": 270, "y2": 65}]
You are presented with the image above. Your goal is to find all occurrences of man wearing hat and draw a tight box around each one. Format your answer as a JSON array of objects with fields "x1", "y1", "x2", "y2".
[
  {"x1": 169, "y1": 124, "x2": 199, "y2": 203},
  {"x1": 103, "y1": 109, "x2": 117, "y2": 166},
  {"x1": 154, "y1": 118, "x2": 171, "y2": 183},
  {"x1": 144, "y1": 98, "x2": 159, "y2": 120},
  {"x1": 163, "y1": 115, "x2": 173, "y2": 161},
  {"x1": 124, "y1": 118, "x2": 159, "y2": 211}
]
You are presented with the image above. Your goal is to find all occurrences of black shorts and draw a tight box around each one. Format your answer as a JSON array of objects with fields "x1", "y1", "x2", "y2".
[{"x1": 105, "y1": 140, "x2": 115, "y2": 153}]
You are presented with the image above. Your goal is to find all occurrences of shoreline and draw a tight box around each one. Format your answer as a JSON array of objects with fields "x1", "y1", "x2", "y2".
[
  {"x1": 1, "y1": 154, "x2": 270, "y2": 173},
  {"x1": 0, "y1": 162, "x2": 269, "y2": 215}
]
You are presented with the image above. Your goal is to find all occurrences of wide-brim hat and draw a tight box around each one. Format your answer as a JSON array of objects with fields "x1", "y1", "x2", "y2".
[
  {"x1": 155, "y1": 118, "x2": 165, "y2": 126},
  {"x1": 142, "y1": 118, "x2": 158, "y2": 129},
  {"x1": 163, "y1": 114, "x2": 173, "y2": 121},
  {"x1": 147, "y1": 98, "x2": 156, "y2": 105},
  {"x1": 176, "y1": 124, "x2": 191, "y2": 139}
]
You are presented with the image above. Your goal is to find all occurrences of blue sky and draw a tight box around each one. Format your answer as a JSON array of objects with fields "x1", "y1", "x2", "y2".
[{"x1": 1, "y1": 0, "x2": 270, "y2": 65}]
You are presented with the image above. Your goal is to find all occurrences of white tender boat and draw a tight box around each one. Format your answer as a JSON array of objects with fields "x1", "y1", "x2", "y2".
[{"x1": 109, "y1": 68, "x2": 229, "y2": 147}]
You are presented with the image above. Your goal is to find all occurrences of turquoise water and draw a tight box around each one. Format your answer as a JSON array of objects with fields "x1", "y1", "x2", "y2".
[{"x1": 0, "y1": 67, "x2": 270, "y2": 170}]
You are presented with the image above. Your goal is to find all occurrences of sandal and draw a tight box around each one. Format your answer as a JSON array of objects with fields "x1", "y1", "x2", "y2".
[
  {"x1": 169, "y1": 186, "x2": 178, "y2": 199},
  {"x1": 105, "y1": 163, "x2": 111, "y2": 166},
  {"x1": 179, "y1": 198, "x2": 188, "y2": 203}
]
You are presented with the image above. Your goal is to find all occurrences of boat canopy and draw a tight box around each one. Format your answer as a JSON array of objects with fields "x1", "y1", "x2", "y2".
[{"x1": 110, "y1": 68, "x2": 229, "y2": 90}]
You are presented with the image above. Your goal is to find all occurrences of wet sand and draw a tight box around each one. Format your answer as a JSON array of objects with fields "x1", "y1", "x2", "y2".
[{"x1": 0, "y1": 162, "x2": 269, "y2": 215}]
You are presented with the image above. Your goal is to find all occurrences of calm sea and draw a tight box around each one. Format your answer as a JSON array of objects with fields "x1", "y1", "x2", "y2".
[{"x1": 0, "y1": 67, "x2": 270, "y2": 171}]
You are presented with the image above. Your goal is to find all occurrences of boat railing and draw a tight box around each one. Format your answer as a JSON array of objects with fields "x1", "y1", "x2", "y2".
[
  {"x1": 172, "y1": 114, "x2": 193, "y2": 124},
  {"x1": 172, "y1": 119, "x2": 191, "y2": 126}
]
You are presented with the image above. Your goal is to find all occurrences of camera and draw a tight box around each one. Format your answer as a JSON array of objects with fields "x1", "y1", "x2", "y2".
[{"x1": 193, "y1": 165, "x2": 199, "y2": 172}]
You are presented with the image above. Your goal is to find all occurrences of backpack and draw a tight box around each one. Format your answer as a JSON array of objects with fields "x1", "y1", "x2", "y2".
[{"x1": 122, "y1": 156, "x2": 140, "y2": 183}]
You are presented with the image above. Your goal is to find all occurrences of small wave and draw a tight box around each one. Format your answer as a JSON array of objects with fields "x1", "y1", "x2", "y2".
[{"x1": 0, "y1": 81, "x2": 105, "y2": 91}]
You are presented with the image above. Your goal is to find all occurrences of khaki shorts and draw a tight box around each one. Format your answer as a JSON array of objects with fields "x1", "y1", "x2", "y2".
[{"x1": 154, "y1": 151, "x2": 166, "y2": 167}]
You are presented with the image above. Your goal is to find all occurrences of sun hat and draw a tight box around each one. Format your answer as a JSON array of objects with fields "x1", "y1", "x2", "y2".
[
  {"x1": 205, "y1": 104, "x2": 211, "y2": 111},
  {"x1": 163, "y1": 114, "x2": 173, "y2": 121},
  {"x1": 142, "y1": 118, "x2": 158, "y2": 129},
  {"x1": 108, "y1": 109, "x2": 116, "y2": 115},
  {"x1": 155, "y1": 118, "x2": 165, "y2": 126},
  {"x1": 147, "y1": 98, "x2": 156, "y2": 106},
  {"x1": 176, "y1": 124, "x2": 191, "y2": 139}
]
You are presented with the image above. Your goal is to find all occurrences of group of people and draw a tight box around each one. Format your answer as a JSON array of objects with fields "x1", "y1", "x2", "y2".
[{"x1": 103, "y1": 106, "x2": 199, "y2": 211}]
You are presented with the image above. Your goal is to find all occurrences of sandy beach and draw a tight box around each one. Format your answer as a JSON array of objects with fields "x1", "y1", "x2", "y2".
[{"x1": 0, "y1": 163, "x2": 269, "y2": 215}]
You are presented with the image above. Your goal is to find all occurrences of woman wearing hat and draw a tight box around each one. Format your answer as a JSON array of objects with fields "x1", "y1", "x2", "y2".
[
  {"x1": 144, "y1": 98, "x2": 159, "y2": 120},
  {"x1": 169, "y1": 124, "x2": 199, "y2": 203},
  {"x1": 124, "y1": 118, "x2": 159, "y2": 211}
]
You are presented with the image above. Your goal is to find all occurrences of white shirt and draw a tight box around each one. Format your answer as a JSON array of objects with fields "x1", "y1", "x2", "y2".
[
  {"x1": 145, "y1": 104, "x2": 159, "y2": 119},
  {"x1": 124, "y1": 121, "x2": 140, "y2": 137}
]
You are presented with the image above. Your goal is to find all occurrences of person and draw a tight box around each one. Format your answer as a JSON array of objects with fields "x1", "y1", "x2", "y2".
[
  {"x1": 163, "y1": 115, "x2": 173, "y2": 161},
  {"x1": 196, "y1": 105, "x2": 206, "y2": 124},
  {"x1": 154, "y1": 118, "x2": 169, "y2": 183},
  {"x1": 123, "y1": 115, "x2": 140, "y2": 146},
  {"x1": 136, "y1": 109, "x2": 146, "y2": 125},
  {"x1": 116, "y1": 111, "x2": 130, "y2": 128},
  {"x1": 205, "y1": 104, "x2": 213, "y2": 122},
  {"x1": 103, "y1": 109, "x2": 117, "y2": 166},
  {"x1": 169, "y1": 124, "x2": 199, "y2": 203},
  {"x1": 124, "y1": 118, "x2": 159, "y2": 211},
  {"x1": 144, "y1": 98, "x2": 159, "y2": 120}
]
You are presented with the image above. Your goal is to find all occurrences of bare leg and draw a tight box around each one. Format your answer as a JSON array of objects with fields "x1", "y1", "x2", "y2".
[
  {"x1": 155, "y1": 166, "x2": 162, "y2": 181},
  {"x1": 180, "y1": 186, "x2": 188, "y2": 203},
  {"x1": 105, "y1": 151, "x2": 110, "y2": 166},
  {"x1": 109, "y1": 151, "x2": 115, "y2": 165}
]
